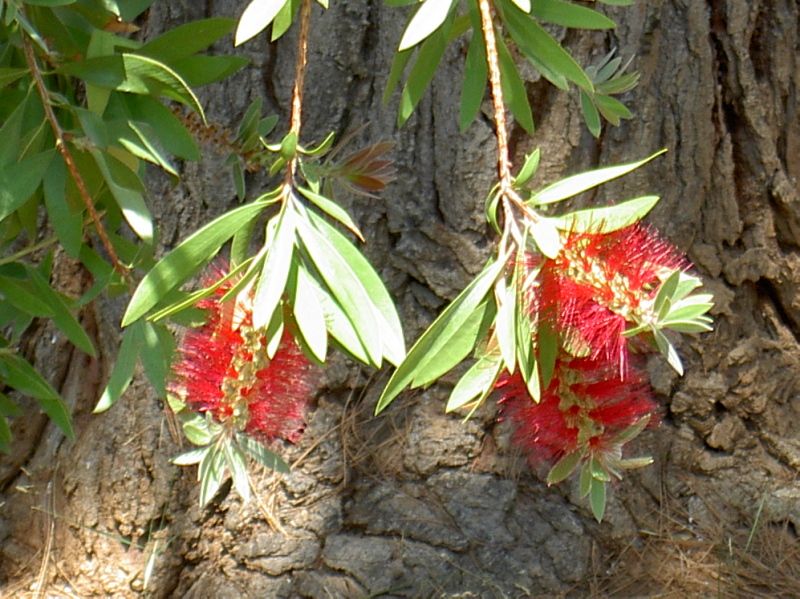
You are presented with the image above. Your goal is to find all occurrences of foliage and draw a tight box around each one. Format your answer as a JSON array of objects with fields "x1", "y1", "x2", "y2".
[{"x1": 0, "y1": 0, "x2": 715, "y2": 523}]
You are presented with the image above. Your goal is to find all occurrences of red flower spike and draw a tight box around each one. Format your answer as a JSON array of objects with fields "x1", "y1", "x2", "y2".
[
  {"x1": 497, "y1": 356, "x2": 658, "y2": 468},
  {"x1": 170, "y1": 265, "x2": 315, "y2": 444},
  {"x1": 537, "y1": 224, "x2": 687, "y2": 374}
]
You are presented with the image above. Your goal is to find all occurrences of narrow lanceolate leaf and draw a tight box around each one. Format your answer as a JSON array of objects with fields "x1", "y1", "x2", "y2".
[
  {"x1": 497, "y1": 34, "x2": 534, "y2": 134},
  {"x1": 530, "y1": 149, "x2": 667, "y2": 205},
  {"x1": 501, "y1": 1, "x2": 594, "y2": 92},
  {"x1": 235, "y1": 0, "x2": 290, "y2": 45},
  {"x1": 252, "y1": 203, "x2": 296, "y2": 329},
  {"x1": 399, "y1": 26, "x2": 450, "y2": 126},
  {"x1": 311, "y1": 276, "x2": 371, "y2": 365},
  {"x1": 653, "y1": 328, "x2": 683, "y2": 375},
  {"x1": 514, "y1": 148, "x2": 541, "y2": 188},
  {"x1": 445, "y1": 351, "x2": 503, "y2": 413},
  {"x1": 459, "y1": 14, "x2": 488, "y2": 132},
  {"x1": 172, "y1": 446, "x2": 209, "y2": 466},
  {"x1": 531, "y1": 0, "x2": 616, "y2": 30},
  {"x1": 376, "y1": 256, "x2": 507, "y2": 414},
  {"x1": 306, "y1": 210, "x2": 405, "y2": 366},
  {"x1": 137, "y1": 17, "x2": 236, "y2": 63},
  {"x1": 398, "y1": 0, "x2": 455, "y2": 51},
  {"x1": 0, "y1": 150, "x2": 55, "y2": 221},
  {"x1": 547, "y1": 450, "x2": 583, "y2": 485},
  {"x1": 199, "y1": 446, "x2": 226, "y2": 507},
  {"x1": 297, "y1": 218, "x2": 383, "y2": 366},
  {"x1": 27, "y1": 268, "x2": 96, "y2": 357},
  {"x1": 237, "y1": 433, "x2": 290, "y2": 473},
  {"x1": 551, "y1": 196, "x2": 660, "y2": 234},
  {"x1": 123, "y1": 200, "x2": 267, "y2": 326},
  {"x1": 292, "y1": 264, "x2": 328, "y2": 362},
  {"x1": 494, "y1": 277, "x2": 516, "y2": 373},
  {"x1": 1, "y1": 353, "x2": 74, "y2": 439},
  {"x1": 224, "y1": 440, "x2": 251, "y2": 503},
  {"x1": 590, "y1": 477, "x2": 607, "y2": 522},
  {"x1": 91, "y1": 150, "x2": 153, "y2": 242},
  {"x1": 530, "y1": 218, "x2": 562, "y2": 258},
  {"x1": 296, "y1": 186, "x2": 364, "y2": 240},
  {"x1": 94, "y1": 322, "x2": 144, "y2": 413}
]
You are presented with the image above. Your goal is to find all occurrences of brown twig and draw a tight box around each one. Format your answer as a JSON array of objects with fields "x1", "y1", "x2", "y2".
[
  {"x1": 477, "y1": 0, "x2": 512, "y2": 191},
  {"x1": 22, "y1": 35, "x2": 128, "y2": 279},
  {"x1": 284, "y1": 0, "x2": 313, "y2": 190}
]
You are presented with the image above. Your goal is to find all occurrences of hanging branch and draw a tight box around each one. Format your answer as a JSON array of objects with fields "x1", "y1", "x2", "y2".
[
  {"x1": 22, "y1": 35, "x2": 128, "y2": 279},
  {"x1": 284, "y1": 0, "x2": 313, "y2": 189}
]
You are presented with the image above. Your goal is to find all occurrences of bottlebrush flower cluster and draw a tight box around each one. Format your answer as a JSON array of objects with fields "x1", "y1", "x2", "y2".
[
  {"x1": 498, "y1": 224, "x2": 688, "y2": 474},
  {"x1": 170, "y1": 266, "x2": 315, "y2": 444}
]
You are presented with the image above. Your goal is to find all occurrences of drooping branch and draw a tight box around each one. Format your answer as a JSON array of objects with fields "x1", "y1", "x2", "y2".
[
  {"x1": 477, "y1": 0, "x2": 512, "y2": 191},
  {"x1": 22, "y1": 35, "x2": 128, "y2": 279},
  {"x1": 284, "y1": 0, "x2": 313, "y2": 189}
]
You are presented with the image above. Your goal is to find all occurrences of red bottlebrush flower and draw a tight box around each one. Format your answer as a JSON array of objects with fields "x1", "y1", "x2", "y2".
[
  {"x1": 537, "y1": 224, "x2": 687, "y2": 374},
  {"x1": 497, "y1": 356, "x2": 658, "y2": 467},
  {"x1": 170, "y1": 265, "x2": 315, "y2": 444}
]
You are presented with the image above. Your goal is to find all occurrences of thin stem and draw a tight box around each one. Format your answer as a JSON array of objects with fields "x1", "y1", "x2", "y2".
[
  {"x1": 22, "y1": 34, "x2": 128, "y2": 280},
  {"x1": 477, "y1": 0, "x2": 512, "y2": 191},
  {"x1": 284, "y1": 0, "x2": 313, "y2": 191}
]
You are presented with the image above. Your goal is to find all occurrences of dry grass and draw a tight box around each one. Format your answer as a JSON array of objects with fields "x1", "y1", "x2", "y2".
[{"x1": 589, "y1": 491, "x2": 800, "y2": 598}]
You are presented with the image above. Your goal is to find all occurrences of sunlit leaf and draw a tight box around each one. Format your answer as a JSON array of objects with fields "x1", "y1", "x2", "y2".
[
  {"x1": 398, "y1": 0, "x2": 455, "y2": 51},
  {"x1": 234, "y1": 0, "x2": 290, "y2": 45},
  {"x1": 550, "y1": 196, "x2": 660, "y2": 234}
]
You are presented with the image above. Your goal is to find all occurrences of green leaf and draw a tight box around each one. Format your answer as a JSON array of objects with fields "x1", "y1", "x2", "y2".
[
  {"x1": 530, "y1": 217, "x2": 562, "y2": 258},
  {"x1": 580, "y1": 91, "x2": 602, "y2": 138},
  {"x1": 271, "y1": 0, "x2": 299, "y2": 41},
  {"x1": 296, "y1": 186, "x2": 364, "y2": 241},
  {"x1": 252, "y1": 203, "x2": 296, "y2": 329},
  {"x1": 459, "y1": 18, "x2": 487, "y2": 132},
  {"x1": 399, "y1": 26, "x2": 450, "y2": 126},
  {"x1": 42, "y1": 156, "x2": 83, "y2": 257},
  {"x1": 1, "y1": 353, "x2": 74, "y2": 439},
  {"x1": 123, "y1": 200, "x2": 268, "y2": 326},
  {"x1": 117, "y1": 120, "x2": 179, "y2": 178},
  {"x1": 310, "y1": 275, "x2": 371, "y2": 365},
  {"x1": 297, "y1": 216, "x2": 383, "y2": 366},
  {"x1": 383, "y1": 48, "x2": 414, "y2": 105},
  {"x1": 139, "y1": 322, "x2": 173, "y2": 397},
  {"x1": 137, "y1": 17, "x2": 236, "y2": 64},
  {"x1": 0, "y1": 415, "x2": 10, "y2": 453},
  {"x1": 94, "y1": 322, "x2": 143, "y2": 413},
  {"x1": 172, "y1": 446, "x2": 209, "y2": 466},
  {"x1": 531, "y1": 149, "x2": 666, "y2": 205},
  {"x1": 60, "y1": 54, "x2": 205, "y2": 119},
  {"x1": 446, "y1": 351, "x2": 503, "y2": 413},
  {"x1": 235, "y1": 0, "x2": 290, "y2": 45},
  {"x1": 398, "y1": 0, "x2": 455, "y2": 51},
  {"x1": 594, "y1": 94, "x2": 632, "y2": 124},
  {"x1": 514, "y1": 148, "x2": 540, "y2": 188},
  {"x1": 90, "y1": 149, "x2": 153, "y2": 242},
  {"x1": 198, "y1": 445, "x2": 226, "y2": 507},
  {"x1": 0, "y1": 394, "x2": 22, "y2": 418},
  {"x1": 237, "y1": 433, "x2": 290, "y2": 473},
  {"x1": 223, "y1": 440, "x2": 251, "y2": 503},
  {"x1": 612, "y1": 415, "x2": 650, "y2": 444},
  {"x1": 497, "y1": 34, "x2": 534, "y2": 134},
  {"x1": 501, "y1": 1, "x2": 593, "y2": 92},
  {"x1": 547, "y1": 450, "x2": 583, "y2": 485},
  {"x1": 0, "y1": 276, "x2": 55, "y2": 317},
  {"x1": 653, "y1": 328, "x2": 683, "y2": 375},
  {"x1": 292, "y1": 264, "x2": 328, "y2": 362},
  {"x1": 653, "y1": 269, "x2": 681, "y2": 314},
  {"x1": 0, "y1": 68, "x2": 28, "y2": 90},
  {"x1": 579, "y1": 462, "x2": 592, "y2": 497},
  {"x1": 537, "y1": 322, "x2": 558, "y2": 388},
  {"x1": 550, "y1": 196, "x2": 660, "y2": 234},
  {"x1": 0, "y1": 150, "x2": 55, "y2": 221},
  {"x1": 590, "y1": 477, "x2": 607, "y2": 522},
  {"x1": 376, "y1": 256, "x2": 506, "y2": 414},
  {"x1": 661, "y1": 319, "x2": 713, "y2": 334},
  {"x1": 306, "y1": 210, "x2": 405, "y2": 366},
  {"x1": 26, "y1": 268, "x2": 96, "y2": 357},
  {"x1": 123, "y1": 95, "x2": 200, "y2": 161},
  {"x1": 494, "y1": 278, "x2": 516, "y2": 374},
  {"x1": 183, "y1": 413, "x2": 215, "y2": 445},
  {"x1": 531, "y1": 0, "x2": 616, "y2": 30}
]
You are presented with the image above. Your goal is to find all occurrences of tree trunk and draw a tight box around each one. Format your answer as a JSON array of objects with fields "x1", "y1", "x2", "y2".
[{"x1": 2, "y1": 0, "x2": 798, "y2": 596}]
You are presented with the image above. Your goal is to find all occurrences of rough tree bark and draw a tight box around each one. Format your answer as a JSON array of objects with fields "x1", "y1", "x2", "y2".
[{"x1": 1, "y1": 0, "x2": 798, "y2": 596}]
